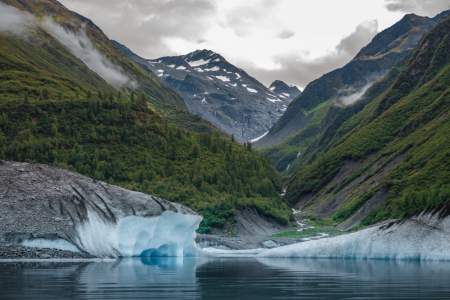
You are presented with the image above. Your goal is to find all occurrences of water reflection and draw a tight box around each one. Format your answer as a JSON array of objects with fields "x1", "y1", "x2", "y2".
[{"x1": 1, "y1": 258, "x2": 450, "y2": 299}]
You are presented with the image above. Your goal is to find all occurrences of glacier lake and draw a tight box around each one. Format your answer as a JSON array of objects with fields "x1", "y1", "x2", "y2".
[{"x1": 1, "y1": 258, "x2": 450, "y2": 299}]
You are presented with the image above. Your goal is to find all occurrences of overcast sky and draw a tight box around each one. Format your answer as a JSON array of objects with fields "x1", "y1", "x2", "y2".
[{"x1": 60, "y1": 0, "x2": 450, "y2": 88}]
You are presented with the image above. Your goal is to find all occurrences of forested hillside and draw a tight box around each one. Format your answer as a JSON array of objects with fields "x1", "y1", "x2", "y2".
[
  {"x1": 0, "y1": 0, "x2": 290, "y2": 232},
  {"x1": 284, "y1": 16, "x2": 450, "y2": 228}
]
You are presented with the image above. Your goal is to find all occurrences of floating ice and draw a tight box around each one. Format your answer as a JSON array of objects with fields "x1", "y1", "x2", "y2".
[
  {"x1": 23, "y1": 211, "x2": 202, "y2": 258},
  {"x1": 74, "y1": 211, "x2": 202, "y2": 258},
  {"x1": 246, "y1": 87, "x2": 258, "y2": 93},
  {"x1": 261, "y1": 214, "x2": 450, "y2": 261}
]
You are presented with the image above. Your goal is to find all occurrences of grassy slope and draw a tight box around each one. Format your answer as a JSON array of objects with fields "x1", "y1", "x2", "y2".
[
  {"x1": 258, "y1": 14, "x2": 441, "y2": 172},
  {"x1": 285, "y1": 17, "x2": 450, "y2": 226},
  {"x1": 0, "y1": 0, "x2": 290, "y2": 232}
]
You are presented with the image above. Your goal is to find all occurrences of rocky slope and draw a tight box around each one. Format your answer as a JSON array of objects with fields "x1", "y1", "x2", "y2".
[
  {"x1": 269, "y1": 80, "x2": 301, "y2": 100},
  {"x1": 257, "y1": 10, "x2": 449, "y2": 151},
  {"x1": 114, "y1": 44, "x2": 295, "y2": 142}
]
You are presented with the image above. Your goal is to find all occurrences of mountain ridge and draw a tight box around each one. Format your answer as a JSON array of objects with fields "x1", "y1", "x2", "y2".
[
  {"x1": 257, "y1": 10, "x2": 447, "y2": 149},
  {"x1": 114, "y1": 44, "x2": 297, "y2": 142},
  {"x1": 284, "y1": 14, "x2": 450, "y2": 229}
]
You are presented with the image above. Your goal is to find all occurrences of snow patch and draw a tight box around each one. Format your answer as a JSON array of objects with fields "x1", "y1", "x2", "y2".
[
  {"x1": 247, "y1": 87, "x2": 258, "y2": 93},
  {"x1": 176, "y1": 66, "x2": 187, "y2": 70},
  {"x1": 267, "y1": 97, "x2": 281, "y2": 103},
  {"x1": 187, "y1": 59, "x2": 210, "y2": 67},
  {"x1": 215, "y1": 75, "x2": 230, "y2": 82},
  {"x1": 250, "y1": 131, "x2": 269, "y2": 143},
  {"x1": 204, "y1": 66, "x2": 220, "y2": 72}
]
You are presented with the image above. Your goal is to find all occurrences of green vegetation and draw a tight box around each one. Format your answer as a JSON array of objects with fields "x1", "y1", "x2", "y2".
[
  {"x1": 0, "y1": 95, "x2": 290, "y2": 232},
  {"x1": 332, "y1": 189, "x2": 377, "y2": 223},
  {"x1": 0, "y1": 0, "x2": 291, "y2": 233},
  {"x1": 261, "y1": 101, "x2": 333, "y2": 172},
  {"x1": 283, "y1": 17, "x2": 450, "y2": 226}
]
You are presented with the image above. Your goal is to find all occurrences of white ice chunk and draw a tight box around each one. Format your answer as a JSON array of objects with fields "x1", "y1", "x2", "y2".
[
  {"x1": 261, "y1": 214, "x2": 450, "y2": 261},
  {"x1": 247, "y1": 87, "x2": 258, "y2": 93},
  {"x1": 73, "y1": 211, "x2": 201, "y2": 258}
]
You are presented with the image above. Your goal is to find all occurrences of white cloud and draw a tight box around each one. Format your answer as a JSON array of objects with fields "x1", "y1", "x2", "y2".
[
  {"x1": 41, "y1": 18, "x2": 136, "y2": 88},
  {"x1": 0, "y1": 3, "x2": 135, "y2": 88},
  {"x1": 9, "y1": 0, "x2": 450, "y2": 87},
  {"x1": 0, "y1": 3, "x2": 35, "y2": 35},
  {"x1": 385, "y1": 0, "x2": 450, "y2": 16}
]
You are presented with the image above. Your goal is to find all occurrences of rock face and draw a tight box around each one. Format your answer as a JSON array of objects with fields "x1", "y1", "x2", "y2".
[
  {"x1": 269, "y1": 80, "x2": 301, "y2": 100},
  {"x1": 113, "y1": 43, "x2": 294, "y2": 142},
  {"x1": 0, "y1": 161, "x2": 197, "y2": 256}
]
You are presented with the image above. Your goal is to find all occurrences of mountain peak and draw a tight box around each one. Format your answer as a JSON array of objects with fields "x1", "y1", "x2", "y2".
[
  {"x1": 186, "y1": 49, "x2": 223, "y2": 62},
  {"x1": 270, "y1": 80, "x2": 301, "y2": 98}
]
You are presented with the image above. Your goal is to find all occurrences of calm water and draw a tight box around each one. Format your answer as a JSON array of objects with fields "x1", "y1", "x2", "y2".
[{"x1": 1, "y1": 257, "x2": 450, "y2": 299}]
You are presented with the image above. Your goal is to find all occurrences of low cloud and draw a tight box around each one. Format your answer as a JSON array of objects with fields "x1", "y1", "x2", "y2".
[
  {"x1": 0, "y1": 3, "x2": 135, "y2": 88},
  {"x1": 385, "y1": 0, "x2": 450, "y2": 16},
  {"x1": 336, "y1": 82, "x2": 374, "y2": 106},
  {"x1": 0, "y1": 3, "x2": 35, "y2": 35},
  {"x1": 243, "y1": 20, "x2": 379, "y2": 88},
  {"x1": 60, "y1": 0, "x2": 216, "y2": 59},
  {"x1": 276, "y1": 30, "x2": 295, "y2": 39},
  {"x1": 41, "y1": 19, "x2": 136, "y2": 88}
]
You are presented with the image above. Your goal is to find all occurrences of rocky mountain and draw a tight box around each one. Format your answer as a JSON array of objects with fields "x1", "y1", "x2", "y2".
[
  {"x1": 0, "y1": 0, "x2": 290, "y2": 232},
  {"x1": 256, "y1": 10, "x2": 450, "y2": 150},
  {"x1": 284, "y1": 15, "x2": 450, "y2": 230},
  {"x1": 114, "y1": 44, "x2": 295, "y2": 142},
  {"x1": 269, "y1": 80, "x2": 301, "y2": 100}
]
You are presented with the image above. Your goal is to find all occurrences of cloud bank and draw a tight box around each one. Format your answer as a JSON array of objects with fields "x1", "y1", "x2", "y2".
[
  {"x1": 58, "y1": 0, "x2": 400, "y2": 88},
  {"x1": 385, "y1": 0, "x2": 450, "y2": 16},
  {"x1": 0, "y1": 3, "x2": 34, "y2": 35},
  {"x1": 41, "y1": 19, "x2": 136, "y2": 88},
  {"x1": 240, "y1": 20, "x2": 379, "y2": 88},
  {"x1": 0, "y1": 3, "x2": 135, "y2": 88}
]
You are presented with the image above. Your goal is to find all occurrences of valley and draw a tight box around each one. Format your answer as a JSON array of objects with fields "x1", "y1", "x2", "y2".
[{"x1": 0, "y1": 0, "x2": 449, "y2": 283}]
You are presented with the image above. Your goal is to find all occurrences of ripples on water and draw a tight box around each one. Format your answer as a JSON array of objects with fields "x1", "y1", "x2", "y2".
[{"x1": 1, "y1": 257, "x2": 450, "y2": 299}]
